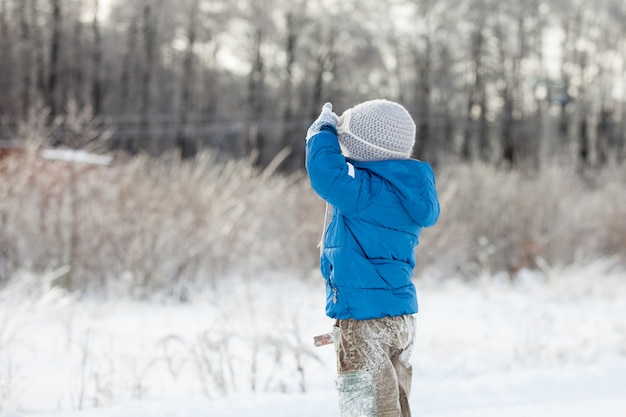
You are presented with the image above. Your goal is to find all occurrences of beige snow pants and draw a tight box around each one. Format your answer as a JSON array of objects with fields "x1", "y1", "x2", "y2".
[{"x1": 333, "y1": 315, "x2": 415, "y2": 417}]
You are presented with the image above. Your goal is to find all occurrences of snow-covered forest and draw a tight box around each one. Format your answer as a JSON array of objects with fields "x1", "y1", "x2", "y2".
[
  {"x1": 0, "y1": 0, "x2": 625, "y2": 168},
  {"x1": 1, "y1": 0, "x2": 626, "y2": 415}
]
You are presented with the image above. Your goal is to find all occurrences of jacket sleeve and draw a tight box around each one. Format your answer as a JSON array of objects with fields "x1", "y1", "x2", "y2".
[
  {"x1": 305, "y1": 129, "x2": 379, "y2": 214},
  {"x1": 417, "y1": 163, "x2": 440, "y2": 227}
]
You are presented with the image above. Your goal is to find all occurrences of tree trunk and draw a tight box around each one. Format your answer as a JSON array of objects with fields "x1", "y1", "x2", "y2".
[
  {"x1": 71, "y1": 0, "x2": 85, "y2": 108},
  {"x1": 620, "y1": 36, "x2": 626, "y2": 164},
  {"x1": 310, "y1": 29, "x2": 336, "y2": 118},
  {"x1": 247, "y1": 23, "x2": 265, "y2": 162},
  {"x1": 414, "y1": 35, "x2": 434, "y2": 166},
  {"x1": 280, "y1": 8, "x2": 303, "y2": 171},
  {"x1": 92, "y1": 0, "x2": 103, "y2": 116},
  {"x1": 615, "y1": 106, "x2": 626, "y2": 165},
  {"x1": 33, "y1": 0, "x2": 46, "y2": 107},
  {"x1": 121, "y1": 13, "x2": 137, "y2": 114},
  {"x1": 575, "y1": 55, "x2": 589, "y2": 170},
  {"x1": 533, "y1": 3, "x2": 550, "y2": 168},
  {"x1": 497, "y1": 15, "x2": 526, "y2": 168},
  {"x1": 19, "y1": 0, "x2": 34, "y2": 118},
  {"x1": 140, "y1": 0, "x2": 157, "y2": 154},
  {"x1": 463, "y1": 24, "x2": 486, "y2": 161},
  {"x1": 0, "y1": 0, "x2": 13, "y2": 115},
  {"x1": 176, "y1": 0, "x2": 200, "y2": 159},
  {"x1": 48, "y1": 0, "x2": 62, "y2": 116}
]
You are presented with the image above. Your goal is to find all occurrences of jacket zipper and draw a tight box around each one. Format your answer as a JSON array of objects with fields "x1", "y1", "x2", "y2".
[{"x1": 329, "y1": 277, "x2": 338, "y2": 304}]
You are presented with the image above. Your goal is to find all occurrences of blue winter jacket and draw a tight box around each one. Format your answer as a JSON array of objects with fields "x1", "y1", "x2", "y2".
[{"x1": 306, "y1": 126, "x2": 440, "y2": 320}]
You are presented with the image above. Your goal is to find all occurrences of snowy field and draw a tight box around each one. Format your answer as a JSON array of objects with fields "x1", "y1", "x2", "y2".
[{"x1": 1, "y1": 259, "x2": 625, "y2": 417}]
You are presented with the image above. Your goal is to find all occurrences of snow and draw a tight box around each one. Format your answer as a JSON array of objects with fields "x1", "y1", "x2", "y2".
[
  {"x1": 39, "y1": 149, "x2": 113, "y2": 166},
  {"x1": 1, "y1": 261, "x2": 625, "y2": 416}
]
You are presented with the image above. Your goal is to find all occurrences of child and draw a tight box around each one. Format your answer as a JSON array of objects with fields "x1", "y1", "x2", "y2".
[{"x1": 305, "y1": 100, "x2": 440, "y2": 417}]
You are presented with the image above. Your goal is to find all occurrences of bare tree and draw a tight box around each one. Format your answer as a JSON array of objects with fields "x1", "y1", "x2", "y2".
[
  {"x1": 594, "y1": 1, "x2": 626, "y2": 166},
  {"x1": 462, "y1": 8, "x2": 489, "y2": 162},
  {"x1": 279, "y1": 0, "x2": 308, "y2": 171},
  {"x1": 242, "y1": 0, "x2": 276, "y2": 163},
  {"x1": 69, "y1": 0, "x2": 86, "y2": 108},
  {"x1": 19, "y1": 0, "x2": 36, "y2": 117},
  {"x1": 410, "y1": 0, "x2": 441, "y2": 167},
  {"x1": 494, "y1": 3, "x2": 533, "y2": 168},
  {"x1": 0, "y1": 0, "x2": 14, "y2": 116},
  {"x1": 120, "y1": 9, "x2": 138, "y2": 116},
  {"x1": 554, "y1": 1, "x2": 594, "y2": 168},
  {"x1": 176, "y1": 0, "x2": 201, "y2": 158},
  {"x1": 1, "y1": 0, "x2": 624, "y2": 168},
  {"x1": 617, "y1": 12, "x2": 626, "y2": 166},
  {"x1": 92, "y1": 0, "x2": 103, "y2": 115},
  {"x1": 139, "y1": 0, "x2": 158, "y2": 154},
  {"x1": 48, "y1": 0, "x2": 62, "y2": 116}
]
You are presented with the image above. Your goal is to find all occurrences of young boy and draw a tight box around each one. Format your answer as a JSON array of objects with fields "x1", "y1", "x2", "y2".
[{"x1": 305, "y1": 100, "x2": 440, "y2": 417}]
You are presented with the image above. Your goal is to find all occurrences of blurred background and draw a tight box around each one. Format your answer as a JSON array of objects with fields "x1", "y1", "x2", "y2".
[
  {"x1": 1, "y1": 1, "x2": 626, "y2": 414},
  {"x1": 0, "y1": 0, "x2": 624, "y2": 168},
  {"x1": 1, "y1": 0, "x2": 625, "y2": 294}
]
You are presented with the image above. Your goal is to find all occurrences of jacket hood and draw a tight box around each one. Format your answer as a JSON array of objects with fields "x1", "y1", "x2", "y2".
[{"x1": 351, "y1": 158, "x2": 440, "y2": 227}]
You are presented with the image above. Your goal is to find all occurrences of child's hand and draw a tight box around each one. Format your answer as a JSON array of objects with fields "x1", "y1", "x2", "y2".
[
  {"x1": 306, "y1": 102, "x2": 339, "y2": 141},
  {"x1": 318, "y1": 102, "x2": 339, "y2": 126}
]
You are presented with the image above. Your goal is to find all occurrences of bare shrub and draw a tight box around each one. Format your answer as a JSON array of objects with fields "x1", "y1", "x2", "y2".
[
  {"x1": 0, "y1": 142, "x2": 323, "y2": 294},
  {"x1": 2, "y1": 113, "x2": 625, "y2": 292},
  {"x1": 419, "y1": 160, "x2": 626, "y2": 280}
]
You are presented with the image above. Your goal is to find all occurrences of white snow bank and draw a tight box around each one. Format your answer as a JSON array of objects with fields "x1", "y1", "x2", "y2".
[
  {"x1": 39, "y1": 149, "x2": 113, "y2": 166},
  {"x1": 1, "y1": 259, "x2": 625, "y2": 416}
]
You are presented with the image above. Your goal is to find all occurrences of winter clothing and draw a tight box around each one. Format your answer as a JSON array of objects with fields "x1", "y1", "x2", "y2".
[
  {"x1": 307, "y1": 102, "x2": 339, "y2": 141},
  {"x1": 334, "y1": 316, "x2": 414, "y2": 417},
  {"x1": 305, "y1": 100, "x2": 440, "y2": 417},
  {"x1": 306, "y1": 122, "x2": 439, "y2": 320},
  {"x1": 337, "y1": 99, "x2": 416, "y2": 161}
]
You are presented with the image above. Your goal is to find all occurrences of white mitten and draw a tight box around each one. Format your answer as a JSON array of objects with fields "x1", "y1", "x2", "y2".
[{"x1": 306, "y1": 102, "x2": 338, "y2": 141}]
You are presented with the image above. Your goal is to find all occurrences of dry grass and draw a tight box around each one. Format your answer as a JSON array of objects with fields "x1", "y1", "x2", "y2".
[
  {"x1": 418, "y1": 160, "x2": 626, "y2": 280},
  {"x1": 1, "y1": 134, "x2": 625, "y2": 295},
  {"x1": 0, "y1": 146, "x2": 324, "y2": 296}
]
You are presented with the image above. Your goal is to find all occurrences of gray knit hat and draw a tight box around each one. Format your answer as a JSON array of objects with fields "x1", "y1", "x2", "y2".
[{"x1": 337, "y1": 99, "x2": 416, "y2": 161}]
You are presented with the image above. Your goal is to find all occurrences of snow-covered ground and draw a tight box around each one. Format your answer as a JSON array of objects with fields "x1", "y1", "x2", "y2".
[{"x1": 1, "y1": 259, "x2": 625, "y2": 416}]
